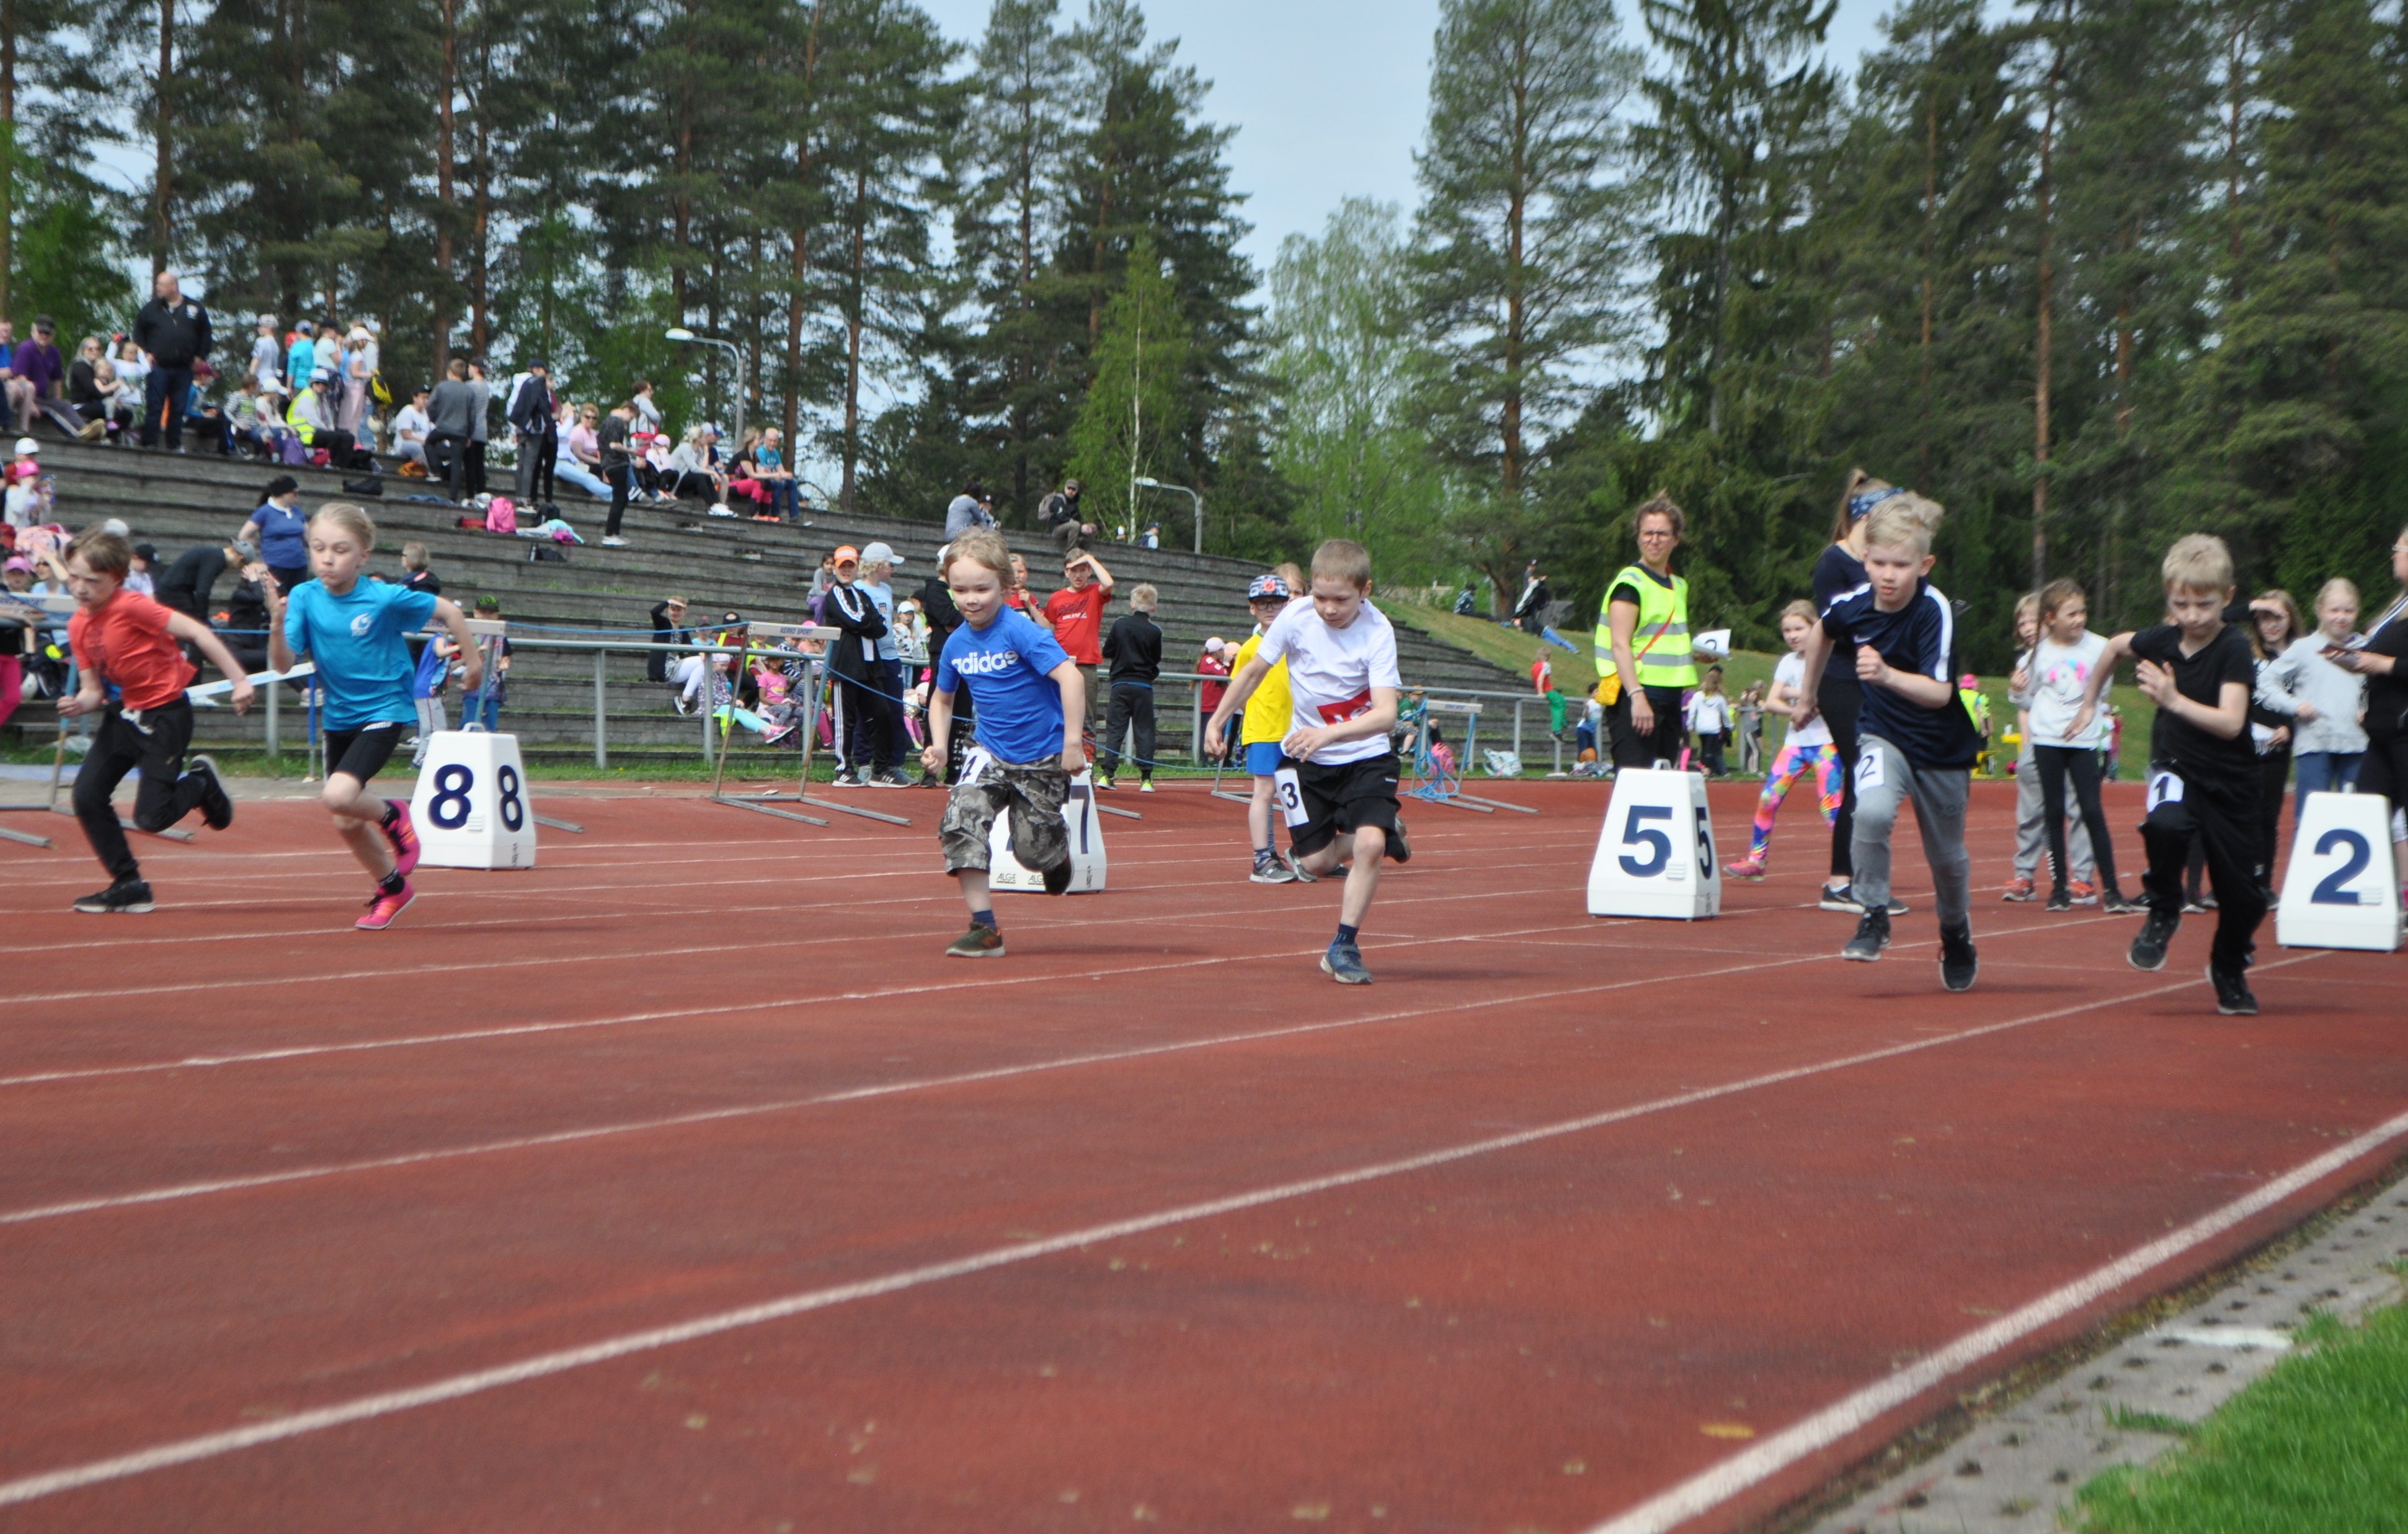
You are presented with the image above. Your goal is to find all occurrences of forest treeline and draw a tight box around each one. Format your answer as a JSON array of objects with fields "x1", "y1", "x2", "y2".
[{"x1": 4, "y1": 0, "x2": 2406, "y2": 665}]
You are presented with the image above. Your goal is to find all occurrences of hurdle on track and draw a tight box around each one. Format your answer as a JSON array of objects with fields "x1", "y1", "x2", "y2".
[{"x1": 702, "y1": 622, "x2": 912, "y2": 830}]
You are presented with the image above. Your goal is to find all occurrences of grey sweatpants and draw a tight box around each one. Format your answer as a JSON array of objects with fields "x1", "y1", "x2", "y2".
[
  {"x1": 2013, "y1": 741, "x2": 2093, "y2": 879},
  {"x1": 1852, "y1": 734, "x2": 1972, "y2": 929}
]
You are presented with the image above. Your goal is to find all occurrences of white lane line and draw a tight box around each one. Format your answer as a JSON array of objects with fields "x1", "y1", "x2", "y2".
[
  {"x1": 0, "y1": 902, "x2": 2083, "y2": 1093},
  {"x1": 1584, "y1": 1096, "x2": 2408, "y2": 1534},
  {"x1": 0, "y1": 943, "x2": 1837, "y2": 1225},
  {"x1": 0, "y1": 961, "x2": 2328, "y2": 1509}
]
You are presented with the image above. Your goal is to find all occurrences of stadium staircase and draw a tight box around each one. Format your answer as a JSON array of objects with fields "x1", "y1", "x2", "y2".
[{"x1": 8, "y1": 442, "x2": 1524, "y2": 767}]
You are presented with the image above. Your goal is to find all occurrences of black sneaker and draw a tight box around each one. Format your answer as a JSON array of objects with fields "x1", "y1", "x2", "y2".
[
  {"x1": 1819, "y1": 883, "x2": 1862, "y2": 913},
  {"x1": 1322, "y1": 939, "x2": 1372, "y2": 985},
  {"x1": 2101, "y1": 889, "x2": 2147, "y2": 915},
  {"x1": 1841, "y1": 908, "x2": 1891, "y2": 961},
  {"x1": 1250, "y1": 852, "x2": 1297, "y2": 884},
  {"x1": 1387, "y1": 815, "x2": 1411, "y2": 864},
  {"x1": 945, "y1": 924, "x2": 1005, "y2": 959},
  {"x1": 2045, "y1": 886, "x2": 2072, "y2": 912},
  {"x1": 74, "y1": 879, "x2": 155, "y2": 914},
  {"x1": 188, "y1": 754, "x2": 234, "y2": 830},
  {"x1": 2129, "y1": 910, "x2": 2180, "y2": 972},
  {"x1": 830, "y1": 770, "x2": 861, "y2": 788},
  {"x1": 2207, "y1": 962, "x2": 2258, "y2": 1016},
  {"x1": 1042, "y1": 857, "x2": 1073, "y2": 895},
  {"x1": 1939, "y1": 923, "x2": 1978, "y2": 992},
  {"x1": 866, "y1": 769, "x2": 912, "y2": 789}
]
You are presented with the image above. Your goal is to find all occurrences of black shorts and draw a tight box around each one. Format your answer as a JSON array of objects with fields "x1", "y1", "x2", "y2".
[
  {"x1": 1291, "y1": 750, "x2": 1402, "y2": 856},
  {"x1": 323, "y1": 720, "x2": 405, "y2": 784}
]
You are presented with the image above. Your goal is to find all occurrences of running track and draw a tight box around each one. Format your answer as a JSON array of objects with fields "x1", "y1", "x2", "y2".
[{"x1": 2, "y1": 779, "x2": 2402, "y2": 1533}]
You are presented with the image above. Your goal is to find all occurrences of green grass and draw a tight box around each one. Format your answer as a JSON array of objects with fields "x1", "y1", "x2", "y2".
[{"x1": 2075, "y1": 1291, "x2": 2408, "y2": 1533}]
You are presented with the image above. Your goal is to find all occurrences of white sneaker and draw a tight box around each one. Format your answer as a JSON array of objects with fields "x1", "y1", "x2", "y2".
[
  {"x1": 602, "y1": 536, "x2": 629, "y2": 547},
  {"x1": 707, "y1": 504, "x2": 738, "y2": 518}
]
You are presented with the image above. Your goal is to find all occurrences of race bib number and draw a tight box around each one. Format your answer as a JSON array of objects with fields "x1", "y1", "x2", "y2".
[
  {"x1": 1854, "y1": 750, "x2": 1884, "y2": 792},
  {"x1": 1315, "y1": 688, "x2": 1373, "y2": 726},
  {"x1": 1272, "y1": 766, "x2": 1309, "y2": 827},
  {"x1": 959, "y1": 747, "x2": 995, "y2": 785},
  {"x1": 2146, "y1": 769, "x2": 2184, "y2": 812}
]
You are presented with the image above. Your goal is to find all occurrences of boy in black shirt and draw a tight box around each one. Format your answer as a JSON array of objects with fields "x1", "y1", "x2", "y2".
[
  {"x1": 1796, "y1": 494, "x2": 1981, "y2": 991},
  {"x1": 1096, "y1": 582, "x2": 1164, "y2": 791},
  {"x1": 2071, "y1": 534, "x2": 2264, "y2": 1014}
]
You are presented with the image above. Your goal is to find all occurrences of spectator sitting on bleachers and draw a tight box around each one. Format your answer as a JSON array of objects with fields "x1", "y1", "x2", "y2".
[
  {"x1": 391, "y1": 386, "x2": 433, "y2": 468},
  {"x1": 16, "y1": 317, "x2": 98, "y2": 440},
  {"x1": 553, "y1": 401, "x2": 611, "y2": 499},
  {"x1": 661, "y1": 426, "x2": 724, "y2": 502}
]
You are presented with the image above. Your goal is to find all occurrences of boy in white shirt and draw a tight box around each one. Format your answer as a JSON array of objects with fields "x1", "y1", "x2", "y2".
[
  {"x1": 2027, "y1": 578, "x2": 2140, "y2": 912},
  {"x1": 1204, "y1": 539, "x2": 1411, "y2": 984}
]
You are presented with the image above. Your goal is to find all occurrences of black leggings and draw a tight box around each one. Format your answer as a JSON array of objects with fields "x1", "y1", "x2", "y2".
[
  {"x1": 72, "y1": 700, "x2": 207, "y2": 884},
  {"x1": 1819, "y1": 670, "x2": 1864, "y2": 880},
  {"x1": 2141, "y1": 781, "x2": 2267, "y2": 972},
  {"x1": 2256, "y1": 749, "x2": 2292, "y2": 886},
  {"x1": 1607, "y1": 685, "x2": 1685, "y2": 769},
  {"x1": 2035, "y1": 744, "x2": 2119, "y2": 893},
  {"x1": 1098, "y1": 682, "x2": 1157, "y2": 781}
]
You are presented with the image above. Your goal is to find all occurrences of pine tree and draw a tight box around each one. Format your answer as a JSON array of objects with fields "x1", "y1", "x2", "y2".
[{"x1": 1413, "y1": 0, "x2": 1642, "y2": 607}]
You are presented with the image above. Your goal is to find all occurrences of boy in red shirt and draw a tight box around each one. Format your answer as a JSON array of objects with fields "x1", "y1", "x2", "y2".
[
  {"x1": 1043, "y1": 548, "x2": 1115, "y2": 734},
  {"x1": 59, "y1": 528, "x2": 253, "y2": 913}
]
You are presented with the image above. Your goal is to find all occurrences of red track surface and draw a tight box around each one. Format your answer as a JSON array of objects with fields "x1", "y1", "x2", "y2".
[{"x1": 2, "y1": 778, "x2": 2403, "y2": 1533}]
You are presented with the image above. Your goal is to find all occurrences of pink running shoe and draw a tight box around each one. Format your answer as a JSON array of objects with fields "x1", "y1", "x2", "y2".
[
  {"x1": 383, "y1": 799, "x2": 420, "y2": 876},
  {"x1": 1723, "y1": 857, "x2": 1767, "y2": 880},
  {"x1": 356, "y1": 880, "x2": 416, "y2": 931}
]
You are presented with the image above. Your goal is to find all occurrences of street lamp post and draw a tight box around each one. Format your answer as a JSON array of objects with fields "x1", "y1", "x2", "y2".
[
  {"x1": 1134, "y1": 476, "x2": 1203, "y2": 554},
  {"x1": 665, "y1": 327, "x2": 747, "y2": 445}
]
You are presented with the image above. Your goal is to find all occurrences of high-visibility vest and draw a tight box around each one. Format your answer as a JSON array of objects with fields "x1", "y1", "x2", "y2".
[{"x1": 1593, "y1": 564, "x2": 1697, "y2": 690}]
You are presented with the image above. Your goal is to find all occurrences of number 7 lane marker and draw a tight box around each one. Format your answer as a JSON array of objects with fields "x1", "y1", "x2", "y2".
[{"x1": 0, "y1": 959, "x2": 2366, "y2": 1511}]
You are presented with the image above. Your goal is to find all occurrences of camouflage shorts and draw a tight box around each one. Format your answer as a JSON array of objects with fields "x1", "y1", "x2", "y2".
[{"x1": 938, "y1": 755, "x2": 1070, "y2": 875}]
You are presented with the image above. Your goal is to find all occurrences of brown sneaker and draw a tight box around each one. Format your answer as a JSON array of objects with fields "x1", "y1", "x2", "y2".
[{"x1": 945, "y1": 924, "x2": 1005, "y2": 959}]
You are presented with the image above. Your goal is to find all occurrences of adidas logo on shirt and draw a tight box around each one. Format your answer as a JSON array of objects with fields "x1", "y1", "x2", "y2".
[{"x1": 952, "y1": 648, "x2": 1024, "y2": 676}]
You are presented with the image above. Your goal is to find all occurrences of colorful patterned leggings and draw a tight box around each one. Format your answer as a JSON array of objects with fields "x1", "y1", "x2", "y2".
[{"x1": 1747, "y1": 742, "x2": 1843, "y2": 864}]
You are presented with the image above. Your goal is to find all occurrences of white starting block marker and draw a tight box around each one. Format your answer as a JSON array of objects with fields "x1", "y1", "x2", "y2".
[
  {"x1": 990, "y1": 768, "x2": 1107, "y2": 894},
  {"x1": 1587, "y1": 765, "x2": 1720, "y2": 920},
  {"x1": 409, "y1": 616, "x2": 537, "y2": 869},
  {"x1": 2277, "y1": 790, "x2": 2401, "y2": 952}
]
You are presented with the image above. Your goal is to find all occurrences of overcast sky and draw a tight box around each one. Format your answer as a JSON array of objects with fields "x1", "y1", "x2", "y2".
[{"x1": 916, "y1": 0, "x2": 1906, "y2": 279}]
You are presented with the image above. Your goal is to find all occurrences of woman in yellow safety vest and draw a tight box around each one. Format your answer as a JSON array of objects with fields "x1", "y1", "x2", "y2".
[{"x1": 1596, "y1": 492, "x2": 1717, "y2": 768}]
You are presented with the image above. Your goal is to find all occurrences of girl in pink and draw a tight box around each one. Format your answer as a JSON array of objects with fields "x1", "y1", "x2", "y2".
[{"x1": 1726, "y1": 599, "x2": 1842, "y2": 878}]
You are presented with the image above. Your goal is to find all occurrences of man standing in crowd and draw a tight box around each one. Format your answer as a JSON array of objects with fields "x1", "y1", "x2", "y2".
[
  {"x1": 944, "y1": 481, "x2": 995, "y2": 540},
  {"x1": 508, "y1": 360, "x2": 558, "y2": 506},
  {"x1": 133, "y1": 270, "x2": 213, "y2": 451},
  {"x1": 466, "y1": 360, "x2": 494, "y2": 497},
  {"x1": 598, "y1": 399, "x2": 637, "y2": 547},
  {"x1": 1038, "y1": 477, "x2": 1094, "y2": 556},
  {"x1": 425, "y1": 359, "x2": 477, "y2": 502},
  {"x1": 1044, "y1": 549, "x2": 1116, "y2": 735},
  {"x1": 156, "y1": 537, "x2": 247, "y2": 624}
]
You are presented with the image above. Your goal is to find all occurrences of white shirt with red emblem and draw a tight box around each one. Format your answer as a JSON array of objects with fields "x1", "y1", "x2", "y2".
[{"x1": 1255, "y1": 596, "x2": 1403, "y2": 765}]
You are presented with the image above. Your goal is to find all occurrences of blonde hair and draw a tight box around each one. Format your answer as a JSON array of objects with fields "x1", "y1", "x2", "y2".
[
  {"x1": 1779, "y1": 598, "x2": 1816, "y2": 627},
  {"x1": 2013, "y1": 591, "x2": 2040, "y2": 623},
  {"x1": 2317, "y1": 577, "x2": 2361, "y2": 611},
  {"x1": 309, "y1": 502, "x2": 377, "y2": 549},
  {"x1": 401, "y1": 541, "x2": 429, "y2": 572},
  {"x1": 943, "y1": 528, "x2": 1013, "y2": 583},
  {"x1": 2161, "y1": 534, "x2": 2234, "y2": 594},
  {"x1": 1276, "y1": 561, "x2": 1307, "y2": 595},
  {"x1": 1863, "y1": 492, "x2": 1944, "y2": 556},
  {"x1": 2253, "y1": 588, "x2": 2305, "y2": 652},
  {"x1": 1131, "y1": 582, "x2": 1158, "y2": 613},
  {"x1": 1634, "y1": 491, "x2": 1685, "y2": 539},
  {"x1": 1310, "y1": 538, "x2": 1373, "y2": 590},
  {"x1": 2037, "y1": 577, "x2": 2084, "y2": 621}
]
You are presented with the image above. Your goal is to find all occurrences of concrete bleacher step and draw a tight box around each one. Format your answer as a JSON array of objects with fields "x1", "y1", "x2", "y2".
[{"x1": 13, "y1": 441, "x2": 1527, "y2": 756}]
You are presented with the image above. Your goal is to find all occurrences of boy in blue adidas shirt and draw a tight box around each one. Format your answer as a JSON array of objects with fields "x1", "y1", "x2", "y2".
[
  {"x1": 1795, "y1": 493, "x2": 1981, "y2": 992},
  {"x1": 922, "y1": 528, "x2": 1085, "y2": 957}
]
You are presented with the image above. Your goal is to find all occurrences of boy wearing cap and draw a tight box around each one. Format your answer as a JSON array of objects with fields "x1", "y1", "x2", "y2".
[
  {"x1": 822, "y1": 545, "x2": 891, "y2": 787},
  {"x1": 855, "y1": 541, "x2": 913, "y2": 786},
  {"x1": 1225, "y1": 574, "x2": 1305, "y2": 882},
  {"x1": 1043, "y1": 549, "x2": 1115, "y2": 735}
]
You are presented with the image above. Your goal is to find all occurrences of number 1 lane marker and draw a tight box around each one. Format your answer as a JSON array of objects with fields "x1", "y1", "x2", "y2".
[{"x1": 0, "y1": 960, "x2": 2350, "y2": 1510}]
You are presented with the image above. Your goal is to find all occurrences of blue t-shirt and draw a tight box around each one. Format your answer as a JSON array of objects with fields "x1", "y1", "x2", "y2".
[
  {"x1": 287, "y1": 337, "x2": 315, "y2": 385},
  {"x1": 861, "y1": 579, "x2": 899, "y2": 662},
  {"x1": 1819, "y1": 578, "x2": 1979, "y2": 768},
  {"x1": 285, "y1": 579, "x2": 438, "y2": 730},
  {"x1": 253, "y1": 499, "x2": 309, "y2": 570},
  {"x1": 935, "y1": 608, "x2": 1070, "y2": 765}
]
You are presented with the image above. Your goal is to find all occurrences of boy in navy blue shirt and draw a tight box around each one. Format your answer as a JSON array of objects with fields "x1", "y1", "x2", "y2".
[
  {"x1": 1796, "y1": 494, "x2": 1981, "y2": 991},
  {"x1": 922, "y1": 528, "x2": 1086, "y2": 957}
]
